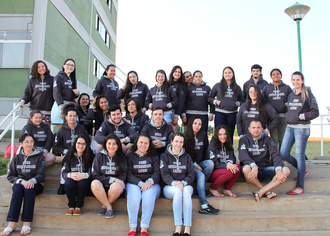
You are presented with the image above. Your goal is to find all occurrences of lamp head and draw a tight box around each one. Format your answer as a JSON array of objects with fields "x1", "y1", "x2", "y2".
[{"x1": 285, "y1": 2, "x2": 310, "y2": 21}]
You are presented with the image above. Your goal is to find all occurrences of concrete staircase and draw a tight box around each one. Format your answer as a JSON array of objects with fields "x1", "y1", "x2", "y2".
[{"x1": 0, "y1": 159, "x2": 330, "y2": 235}]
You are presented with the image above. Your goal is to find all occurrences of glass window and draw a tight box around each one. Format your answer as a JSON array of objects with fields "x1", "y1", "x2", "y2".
[
  {"x1": 0, "y1": 43, "x2": 3, "y2": 66},
  {"x1": 106, "y1": 0, "x2": 112, "y2": 12},
  {"x1": 0, "y1": 32, "x2": 4, "y2": 40},
  {"x1": 5, "y1": 31, "x2": 32, "y2": 40},
  {"x1": 3, "y1": 43, "x2": 25, "y2": 67},
  {"x1": 94, "y1": 58, "x2": 105, "y2": 80},
  {"x1": 95, "y1": 13, "x2": 111, "y2": 49}
]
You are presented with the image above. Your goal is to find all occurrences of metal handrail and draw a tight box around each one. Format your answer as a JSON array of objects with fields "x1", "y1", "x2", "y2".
[
  {"x1": 311, "y1": 114, "x2": 330, "y2": 156},
  {"x1": 0, "y1": 103, "x2": 21, "y2": 128}
]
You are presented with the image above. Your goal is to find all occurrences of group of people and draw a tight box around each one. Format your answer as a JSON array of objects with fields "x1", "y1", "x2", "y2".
[{"x1": 0, "y1": 60, "x2": 319, "y2": 236}]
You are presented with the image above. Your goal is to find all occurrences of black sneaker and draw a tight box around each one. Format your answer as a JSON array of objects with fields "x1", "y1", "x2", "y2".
[{"x1": 199, "y1": 204, "x2": 219, "y2": 215}]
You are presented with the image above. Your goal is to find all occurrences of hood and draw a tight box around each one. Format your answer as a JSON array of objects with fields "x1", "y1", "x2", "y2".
[
  {"x1": 108, "y1": 118, "x2": 125, "y2": 126},
  {"x1": 126, "y1": 110, "x2": 143, "y2": 120},
  {"x1": 249, "y1": 74, "x2": 264, "y2": 83},
  {"x1": 191, "y1": 81, "x2": 206, "y2": 86},
  {"x1": 62, "y1": 122, "x2": 78, "y2": 130},
  {"x1": 270, "y1": 81, "x2": 284, "y2": 87},
  {"x1": 165, "y1": 144, "x2": 185, "y2": 157},
  {"x1": 246, "y1": 130, "x2": 266, "y2": 141},
  {"x1": 99, "y1": 149, "x2": 108, "y2": 155},
  {"x1": 149, "y1": 118, "x2": 166, "y2": 129},
  {"x1": 27, "y1": 119, "x2": 44, "y2": 129}
]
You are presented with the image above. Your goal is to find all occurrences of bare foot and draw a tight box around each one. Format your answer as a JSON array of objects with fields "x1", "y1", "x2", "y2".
[
  {"x1": 223, "y1": 189, "x2": 237, "y2": 198},
  {"x1": 208, "y1": 188, "x2": 225, "y2": 197}
]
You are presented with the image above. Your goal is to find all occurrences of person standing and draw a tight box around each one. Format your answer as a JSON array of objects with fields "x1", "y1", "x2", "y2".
[
  {"x1": 242, "y1": 64, "x2": 268, "y2": 100},
  {"x1": 280, "y1": 71, "x2": 319, "y2": 195}
]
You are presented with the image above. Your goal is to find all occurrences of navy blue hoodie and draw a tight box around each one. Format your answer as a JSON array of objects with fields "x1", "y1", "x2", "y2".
[
  {"x1": 184, "y1": 130, "x2": 209, "y2": 165},
  {"x1": 183, "y1": 82, "x2": 212, "y2": 116},
  {"x1": 53, "y1": 71, "x2": 77, "y2": 106},
  {"x1": 171, "y1": 82, "x2": 186, "y2": 118},
  {"x1": 117, "y1": 81, "x2": 149, "y2": 110},
  {"x1": 62, "y1": 153, "x2": 93, "y2": 180},
  {"x1": 93, "y1": 76, "x2": 120, "y2": 106},
  {"x1": 124, "y1": 110, "x2": 149, "y2": 134},
  {"x1": 208, "y1": 142, "x2": 236, "y2": 169},
  {"x1": 76, "y1": 104, "x2": 93, "y2": 136},
  {"x1": 21, "y1": 74, "x2": 54, "y2": 111},
  {"x1": 145, "y1": 85, "x2": 178, "y2": 114},
  {"x1": 242, "y1": 75, "x2": 268, "y2": 101},
  {"x1": 21, "y1": 120, "x2": 54, "y2": 152},
  {"x1": 262, "y1": 81, "x2": 293, "y2": 114}
]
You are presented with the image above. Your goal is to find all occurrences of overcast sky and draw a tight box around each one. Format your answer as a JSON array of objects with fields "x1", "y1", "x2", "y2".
[{"x1": 115, "y1": 0, "x2": 330, "y2": 137}]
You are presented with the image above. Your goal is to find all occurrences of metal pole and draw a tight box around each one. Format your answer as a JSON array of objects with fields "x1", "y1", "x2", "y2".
[
  {"x1": 11, "y1": 103, "x2": 16, "y2": 159},
  {"x1": 321, "y1": 116, "x2": 324, "y2": 156},
  {"x1": 296, "y1": 19, "x2": 303, "y2": 72}
]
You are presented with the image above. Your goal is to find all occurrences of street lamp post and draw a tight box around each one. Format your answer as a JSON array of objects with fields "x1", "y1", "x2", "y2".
[{"x1": 284, "y1": 2, "x2": 310, "y2": 72}]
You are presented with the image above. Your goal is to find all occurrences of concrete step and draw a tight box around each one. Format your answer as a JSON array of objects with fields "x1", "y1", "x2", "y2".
[
  {"x1": 0, "y1": 229, "x2": 329, "y2": 236},
  {"x1": 0, "y1": 207, "x2": 329, "y2": 233},
  {"x1": 0, "y1": 187, "x2": 330, "y2": 213}
]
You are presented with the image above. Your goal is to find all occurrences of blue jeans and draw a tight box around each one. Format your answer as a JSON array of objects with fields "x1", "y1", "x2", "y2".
[
  {"x1": 163, "y1": 185, "x2": 193, "y2": 226},
  {"x1": 186, "y1": 114, "x2": 209, "y2": 134},
  {"x1": 126, "y1": 183, "x2": 161, "y2": 228},
  {"x1": 7, "y1": 184, "x2": 44, "y2": 222},
  {"x1": 280, "y1": 126, "x2": 310, "y2": 189},
  {"x1": 214, "y1": 111, "x2": 237, "y2": 143},
  {"x1": 195, "y1": 160, "x2": 214, "y2": 205},
  {"x1": 64, "y1": 178, "x2": 91, "y2": 208}
]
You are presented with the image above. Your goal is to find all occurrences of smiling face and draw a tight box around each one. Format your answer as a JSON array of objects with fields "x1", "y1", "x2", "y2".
[
  {"x1": 291, "y1": 74, "x2": 304, "y2": 90},
  {"x1": 99, "y1": 97, "x2": 109, "y2": 112},
  {"x1": 223, "y1": 68, "x2": 233, "y2": 83},
  {"x1": 184, "y1": 72, "x2": 193, "y2": 84},
  {"x1": 75, "y1": 137, "x2": 86, "y2": 155},
  {"x1": 106, "y1": 66, "x2": 116, "y2": 79},
  {"x1": 271, "y1": 70, "x2": 282, "y2": 83},
  {"x1": 193, "y1": 72, "x2": 202, "y2": 85},
  {"x1": 65, "y1": 111, "x2": 77, "y2": 125},
  {"x1": 192, "y1": 118, "x2": 202, "y2": 135},
  {"x1": 173, "y1": 68, "x2": 181, "y2": 81},
  {"x1": 248, "y1": 87, "x2": 258, "y2": 102},
  {"x1": 20, "y1": 136, "x2": 34, "y2": 154},
  {"x1": 128, "y1": 72, "x2": 138, "y2": 86},
  {"x1": 106, "y1": 138, "x2": 118, "y2": 156},
  {"x1": 37, "y1": 62, "x2": 46, "y2": 76},
  {"x1": 63, "y1": 60, "x2": 75, "y2": 74},
  {"x1": 171, "y1": 135, "x2": 184, "y2": 153},
  {"x1": 110, "y1": 109, "x2": 122, "y2": 124},
  {"x1": 218, "y1": 128, "x2": 227, "y2": 144},
  {"x1": 137, "y1": 136, "x2": 149, "y2": 155},
  {"x1": 156, "y1": 72, "x2": 165, "y2": 86},
  {"x1": 151, "y1": 109, "x2": 164, "y2": 125},
  {"x1": 79, "y1": 95, "x2": 89, "y2": 108},
  {"x1": 30, "y1": 113, "x2": 42, "y2": 126},
  {"x1": 127, "y1": 100, "x2": 137, "y2": 113}
]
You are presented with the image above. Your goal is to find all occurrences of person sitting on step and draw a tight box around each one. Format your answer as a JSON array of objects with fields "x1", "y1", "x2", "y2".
[{"x1": 239, "y1": 120, "x2": 290, "y2": 202}]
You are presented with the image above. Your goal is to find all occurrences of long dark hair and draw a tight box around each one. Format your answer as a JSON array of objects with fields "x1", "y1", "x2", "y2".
[
  {"x1": 213, "y1": 125, "x2": 233, "y2": 150},
  {"x1": 155, "y1": 69, "x2": 170, "y2": 96},
  {"x1": 95, "y1": 95, "x2": 109, "y2": 114},
  {"x1": 103, "y1": 134, "x2": 126, "y2": 175},
  {"x1": 123, "y1": 71, "x2": 139, "y2": 102},
  {"x1": 62, "y1": 58, "x2": 77, "y2": 89},
  {"x1": 125, "y1": 98, "x2": 141, "y2": 113},
  {"x1": 220, "y1": 66, "x2": 240, "y2": 99},
  {"x1": 131, "y1": 133, "x2": 157, "y2": 157},
  {"x1": 78, "y1": 93, "x2": 90, "y2": 109},
  {"x1": 30, "y1": 60, "x2": 50, "y2": 78},
  {"x1": 169, "y1": 65, "x2": 188, "y2": 95},
  {"x1": 246, "y1": 84, "x2": 267, "y2": 124},
  {"x1": 184, "y1": 116, "x2": 202, "y2": 161},
  {"x1": 62, "y1": 134, "x2": 94, "y2": 171}
]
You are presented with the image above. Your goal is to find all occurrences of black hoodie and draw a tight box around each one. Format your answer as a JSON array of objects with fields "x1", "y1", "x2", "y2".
[
  {"x1": 21, "y1": 74, "x2": 54, "y2": 111},
  {"x1": 91, "y1": 149, "x2": 127, "y2": 185},
  {"x1": 236, "y1": 103, "x2": 279, "y2": 136},
  {"x1": 262, "y1": 81, "x2": 293, "y2": 114},
  {"x1": 160, "y1": 145, "x2": 195, "y2": 186},
  {"x1": 184, "y1": 130, "x2": 209, "y2": 165},
  {"x1": 62, "y1": 153, "x2": 93, "y2": 180},
  {"x1": 238, "y1": 132, "x2": 283, "y2": 169},
  {"x1": 141, "y1": 119, "x2": 174, "y2": 153},
  {"x1": 117, "y1": 81, "x2": 149, "y2": 110},
  {"x1": 124, "y1": 110, "x2": 149, "y2": 134},
  {"x1": 93, "y1": 76, "x2": 120, "y2": 106},
  {"x1": 242, "y1": 75, "x2": 269, "y2": 101},
  {"x1": 76, "y1": 104, "x2": 93, "y2": 136},
  {"x1": 53, "y1": 71, "x2": 77, "y2": 106},
  {"x1": 126, "y1": 151, "x2": 160, "y2": 187},
  {"x1": 171, "y1": 82, "x2": 186, "y2": 118},
  {"x1": 53, "y1": 123, "x2": 87, "y2": 155},
  {"x1": 20, "y1": 120, "x2": 54, "y2": 152},
  {"x1": 145, "y1": 85, "x2": 178, "y2": 114},
  {"x1": 7, "y1": 149, "x2": 46, "y2": 185},
  {"x1": 208, "y1": 141, "x2": 236, "y2": 169},
  {"x1": 94, "y1": 118, "x2": 138, "y2": 144}
]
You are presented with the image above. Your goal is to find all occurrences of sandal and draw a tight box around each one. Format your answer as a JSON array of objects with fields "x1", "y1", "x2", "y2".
[
  {"x1": 20, "y1": 225, "x2": 31, "y2": 235},
  {"x1": 223, "y1": 190, "x2": 237, "y2": 198},
  {"x1": 265, "y1": 191, "x2": 277, "y2": 199},
  {"x1": 0, "y1": 226, "x2": 13, "y2": 236},
  {"x1": 252, "y1": 192, "x2": 260, "y2": 202},
  {"x1": 208, "y1": 188, "x2": 225, "y2": 198}
]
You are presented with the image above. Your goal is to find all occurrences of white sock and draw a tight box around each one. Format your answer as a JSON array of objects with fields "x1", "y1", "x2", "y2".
[{"x1": 201, "y1": 204, "x2": 208, "y2": 209}]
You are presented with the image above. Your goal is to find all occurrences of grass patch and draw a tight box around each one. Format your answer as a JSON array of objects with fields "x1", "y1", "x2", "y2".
[{"x1": 0, "y1": 152, "x2": 10, "y2": 176}]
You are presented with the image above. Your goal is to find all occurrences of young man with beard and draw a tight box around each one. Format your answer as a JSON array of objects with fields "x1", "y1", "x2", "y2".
[{"x1": 242, "y1": 64, "x2": 268, "y2": 100}]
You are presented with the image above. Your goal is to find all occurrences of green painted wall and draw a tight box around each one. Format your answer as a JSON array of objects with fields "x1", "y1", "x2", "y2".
[
  {"x1": 99, "y1": 0, "x2": 117, "y2": 33},
  {"x1": 0, "y1": 69, "x2": 30, "y2": 97},
  {"x1": 63, "y1": 0, "x2": 92, "y2": 33},
  {"x1": 44, "y1": 2, "x2": 89, "y2": 87},
  {"x1": 0, "y1": 0, "x2": 34, "y2": 14}
]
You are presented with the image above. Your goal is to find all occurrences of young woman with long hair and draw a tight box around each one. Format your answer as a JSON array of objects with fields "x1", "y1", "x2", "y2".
[
  {"x1": 76, "y1": 93, "x2": 93, "y2": 136},
  {"x1": 280, "y1": 71, "x2": 319, "y2": 195},
  {"x1": 87, "y1": 95, "x2": 109, "y2": 135}
]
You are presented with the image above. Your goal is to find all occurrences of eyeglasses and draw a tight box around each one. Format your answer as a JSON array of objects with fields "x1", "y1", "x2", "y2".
[
  {"x1": 65, "y1": 63, "x2": 75, "y2": 67},
  {"x1": 22, "y1": 141, "x2": 34, "y2": 145},
  {"x1": 77, "y1": 142, "x2": 86, "y2": 146}
]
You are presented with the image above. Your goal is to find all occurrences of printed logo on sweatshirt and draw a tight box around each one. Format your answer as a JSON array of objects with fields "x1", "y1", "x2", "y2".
[
  {"x1": 193, "y1": 88, "x2": 207, "y2": 97},
  {"x1": 240, "y1": 144, "x2": 246, "y2": 150},
  {"x1": 209, "y1": 151, "x2": 215, "y2": 159},
  {"x1": 160, "y1": 160, "x2": 164, "y2": 169}
]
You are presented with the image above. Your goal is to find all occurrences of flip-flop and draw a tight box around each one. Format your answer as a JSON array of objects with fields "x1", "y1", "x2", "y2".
[
  {"x1": 265, "y1": 191, "x2": 277, "y2": 199},
  {"x1": 21, "y1": 225, "x2": 31, "y2": 235},
  {"x1": 0, "y1": 226, "x2": 13, "y2": 236},
  {"x1": 252, "y1": 192, "x2": 260, "y2": 202},
  {"x1": 223, "y1": 191, "x2": 237, "y2": 198},
  {"x1": 208, "y1": 189, "x2": 225, "y2": 198}
]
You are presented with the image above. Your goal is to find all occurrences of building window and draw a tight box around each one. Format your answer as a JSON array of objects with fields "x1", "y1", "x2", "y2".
[
  {"x1": 0, "y1": 31, "x2": 31, "y2": 68},
  {"x1": 105, "y1": 0, "x2": 112, "y2": 12},
  {"x1": 94, "y1": 57, "x2": 105, "y2": 80},
  {"x1": 95, "y1": 14, "x2": 111, "y2": 49}
]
